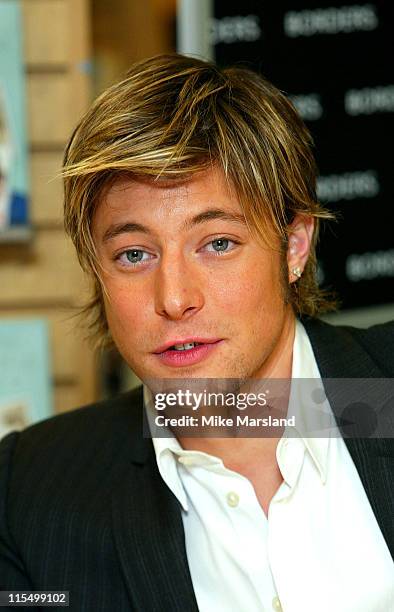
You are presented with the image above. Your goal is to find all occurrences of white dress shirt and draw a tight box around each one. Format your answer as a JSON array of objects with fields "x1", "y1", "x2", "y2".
[{"x1": 144, "y1": 320, "x2": 394, "y2": 612}]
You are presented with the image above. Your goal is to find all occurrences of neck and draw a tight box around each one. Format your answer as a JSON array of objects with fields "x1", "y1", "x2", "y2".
[{"x1": 177, "y1": 312, "x2": 296, "y2": 470}]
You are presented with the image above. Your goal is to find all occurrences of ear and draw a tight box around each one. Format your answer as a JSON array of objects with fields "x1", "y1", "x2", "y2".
[{"x1": 286, "y1": 214, "x2": 315, "y2": 283}]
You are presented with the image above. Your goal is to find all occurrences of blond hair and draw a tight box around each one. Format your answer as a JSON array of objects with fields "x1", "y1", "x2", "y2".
[{"x1": 62, "y1": 53, "x2": 337, "y2": 348}]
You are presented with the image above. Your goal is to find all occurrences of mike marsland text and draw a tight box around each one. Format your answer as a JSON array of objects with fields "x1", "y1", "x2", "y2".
[{"x1": 154, "y1": 414, "x2": 296, "y2": 428}]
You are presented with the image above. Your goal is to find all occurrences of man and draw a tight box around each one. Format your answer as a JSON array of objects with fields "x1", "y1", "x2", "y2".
[{"x1": 0, "y1": 54, "x2": 393, "y2": 611}]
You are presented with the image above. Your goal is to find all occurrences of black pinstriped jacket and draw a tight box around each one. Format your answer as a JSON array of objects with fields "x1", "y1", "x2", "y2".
[{"x1": 0, "y1": 318, "x2": 393, "y2": 611}]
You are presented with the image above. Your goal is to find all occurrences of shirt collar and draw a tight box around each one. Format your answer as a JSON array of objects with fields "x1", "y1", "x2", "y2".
[
  {"x1": 144, "y1": 385, "x2": 189, "y2": 510},
  {"x1": 288, "y1": 319, "x2": 331, "y2": 484}
]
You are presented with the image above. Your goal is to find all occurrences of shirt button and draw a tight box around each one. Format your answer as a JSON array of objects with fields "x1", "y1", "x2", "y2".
[
  {"x1": 272, "y1": 596, "x2": 282, "y2": 611},
  {"x1": 226, "y1": 491, "x2": 239, "y2": 507}
]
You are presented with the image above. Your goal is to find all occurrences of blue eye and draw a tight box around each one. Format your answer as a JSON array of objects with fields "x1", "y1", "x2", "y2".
[
  {"x1": 211, "y1": 238, "x2": 229, "y2": 252},
  {"x1": 126, "y1": 249, "x2": 144, "y2": 263},
  {"x1": 205, "y1": 237, "x2": 240, "y2": 255},
  {"x1": 117, "y1": 249, "x2": 151, "y2": 267}
]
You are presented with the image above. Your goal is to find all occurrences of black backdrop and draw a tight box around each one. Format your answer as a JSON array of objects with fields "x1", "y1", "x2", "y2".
[{"x1": 212, "y1": 1, "x2": 394, "y2": 308}]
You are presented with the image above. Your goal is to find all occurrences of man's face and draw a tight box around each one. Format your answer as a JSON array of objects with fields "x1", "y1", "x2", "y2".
[{"x1": 92, "y1": 166, "x2": 296, "y2": 382}]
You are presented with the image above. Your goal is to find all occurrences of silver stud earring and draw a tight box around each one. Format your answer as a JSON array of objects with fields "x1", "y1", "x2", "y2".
[{"x1": 292, "y1": 266, "x2": 302, "y2": 278}]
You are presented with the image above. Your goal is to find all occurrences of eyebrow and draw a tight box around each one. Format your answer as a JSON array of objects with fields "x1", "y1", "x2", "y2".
[{"x1": 101, "y1": 208, "x2": 247, "y2": 244}]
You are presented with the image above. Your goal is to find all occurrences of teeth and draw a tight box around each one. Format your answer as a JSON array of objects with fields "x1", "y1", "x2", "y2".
[{"x1": 172, "y1": 342, "x2": 199, "y2": 351}]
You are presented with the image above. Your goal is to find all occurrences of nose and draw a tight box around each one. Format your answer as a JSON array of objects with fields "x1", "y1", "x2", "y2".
[{"x1": 154, "y1": 254, "x2": 204, "y2": 321}]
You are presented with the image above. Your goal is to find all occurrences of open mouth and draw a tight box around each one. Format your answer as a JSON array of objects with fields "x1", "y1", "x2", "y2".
[
  {"x1": 166, "y1": 342, "x2": 203, "y2": 351},
  {"x1": 154, "y1": 338, "x2": 222, "y2": 354}
]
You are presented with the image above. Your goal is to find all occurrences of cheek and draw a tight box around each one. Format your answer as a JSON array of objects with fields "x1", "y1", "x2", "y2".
[
  {"x1": 102, "y1": 278, "x2": 150, "y2": 337},
  {"x1": 206, "y1": 255, "x2": 282, "y2": 315}
]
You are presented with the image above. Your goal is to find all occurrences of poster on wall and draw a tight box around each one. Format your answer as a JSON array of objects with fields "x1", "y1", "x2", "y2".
[
  {"x1": 212, "y1": 0, "x2": 394, "y2": 310},
  {"x1": 0, "y1": 0, "x2": 29, "y2": 239},
  {"x1": 0, "y1": 320, "x2": 53, "y2": 441}
]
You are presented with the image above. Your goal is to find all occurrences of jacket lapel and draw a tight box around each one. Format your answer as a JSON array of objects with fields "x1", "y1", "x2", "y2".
[
  {"x1": 303, "y1": 318, "x2": 394, "y2": 559},
  {"x1": 111, "y1": 395, "x2": 199, "y2": 612}
]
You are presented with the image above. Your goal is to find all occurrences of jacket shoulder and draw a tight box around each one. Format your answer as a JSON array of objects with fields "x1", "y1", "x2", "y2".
[
  {"x1": 0, "y1": 385, "x2": 144, "y2": 489},
  {"x1": 333, "y1": 320, "x2": 394, "y2": 376},
  {"x1": 344, "y1": 319, "x2": 394, "y2": 346},
  {"x1": 20, "y1": 384, "x2": 142, "y2": 437},
  {"x1": 301, "y1": 317, "x2": 394, "y2": 377}
]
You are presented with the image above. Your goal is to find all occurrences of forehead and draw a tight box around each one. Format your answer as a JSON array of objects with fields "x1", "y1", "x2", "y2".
[{"x1": 93, "y1": 166, "x2": 244, "y2": 229}]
